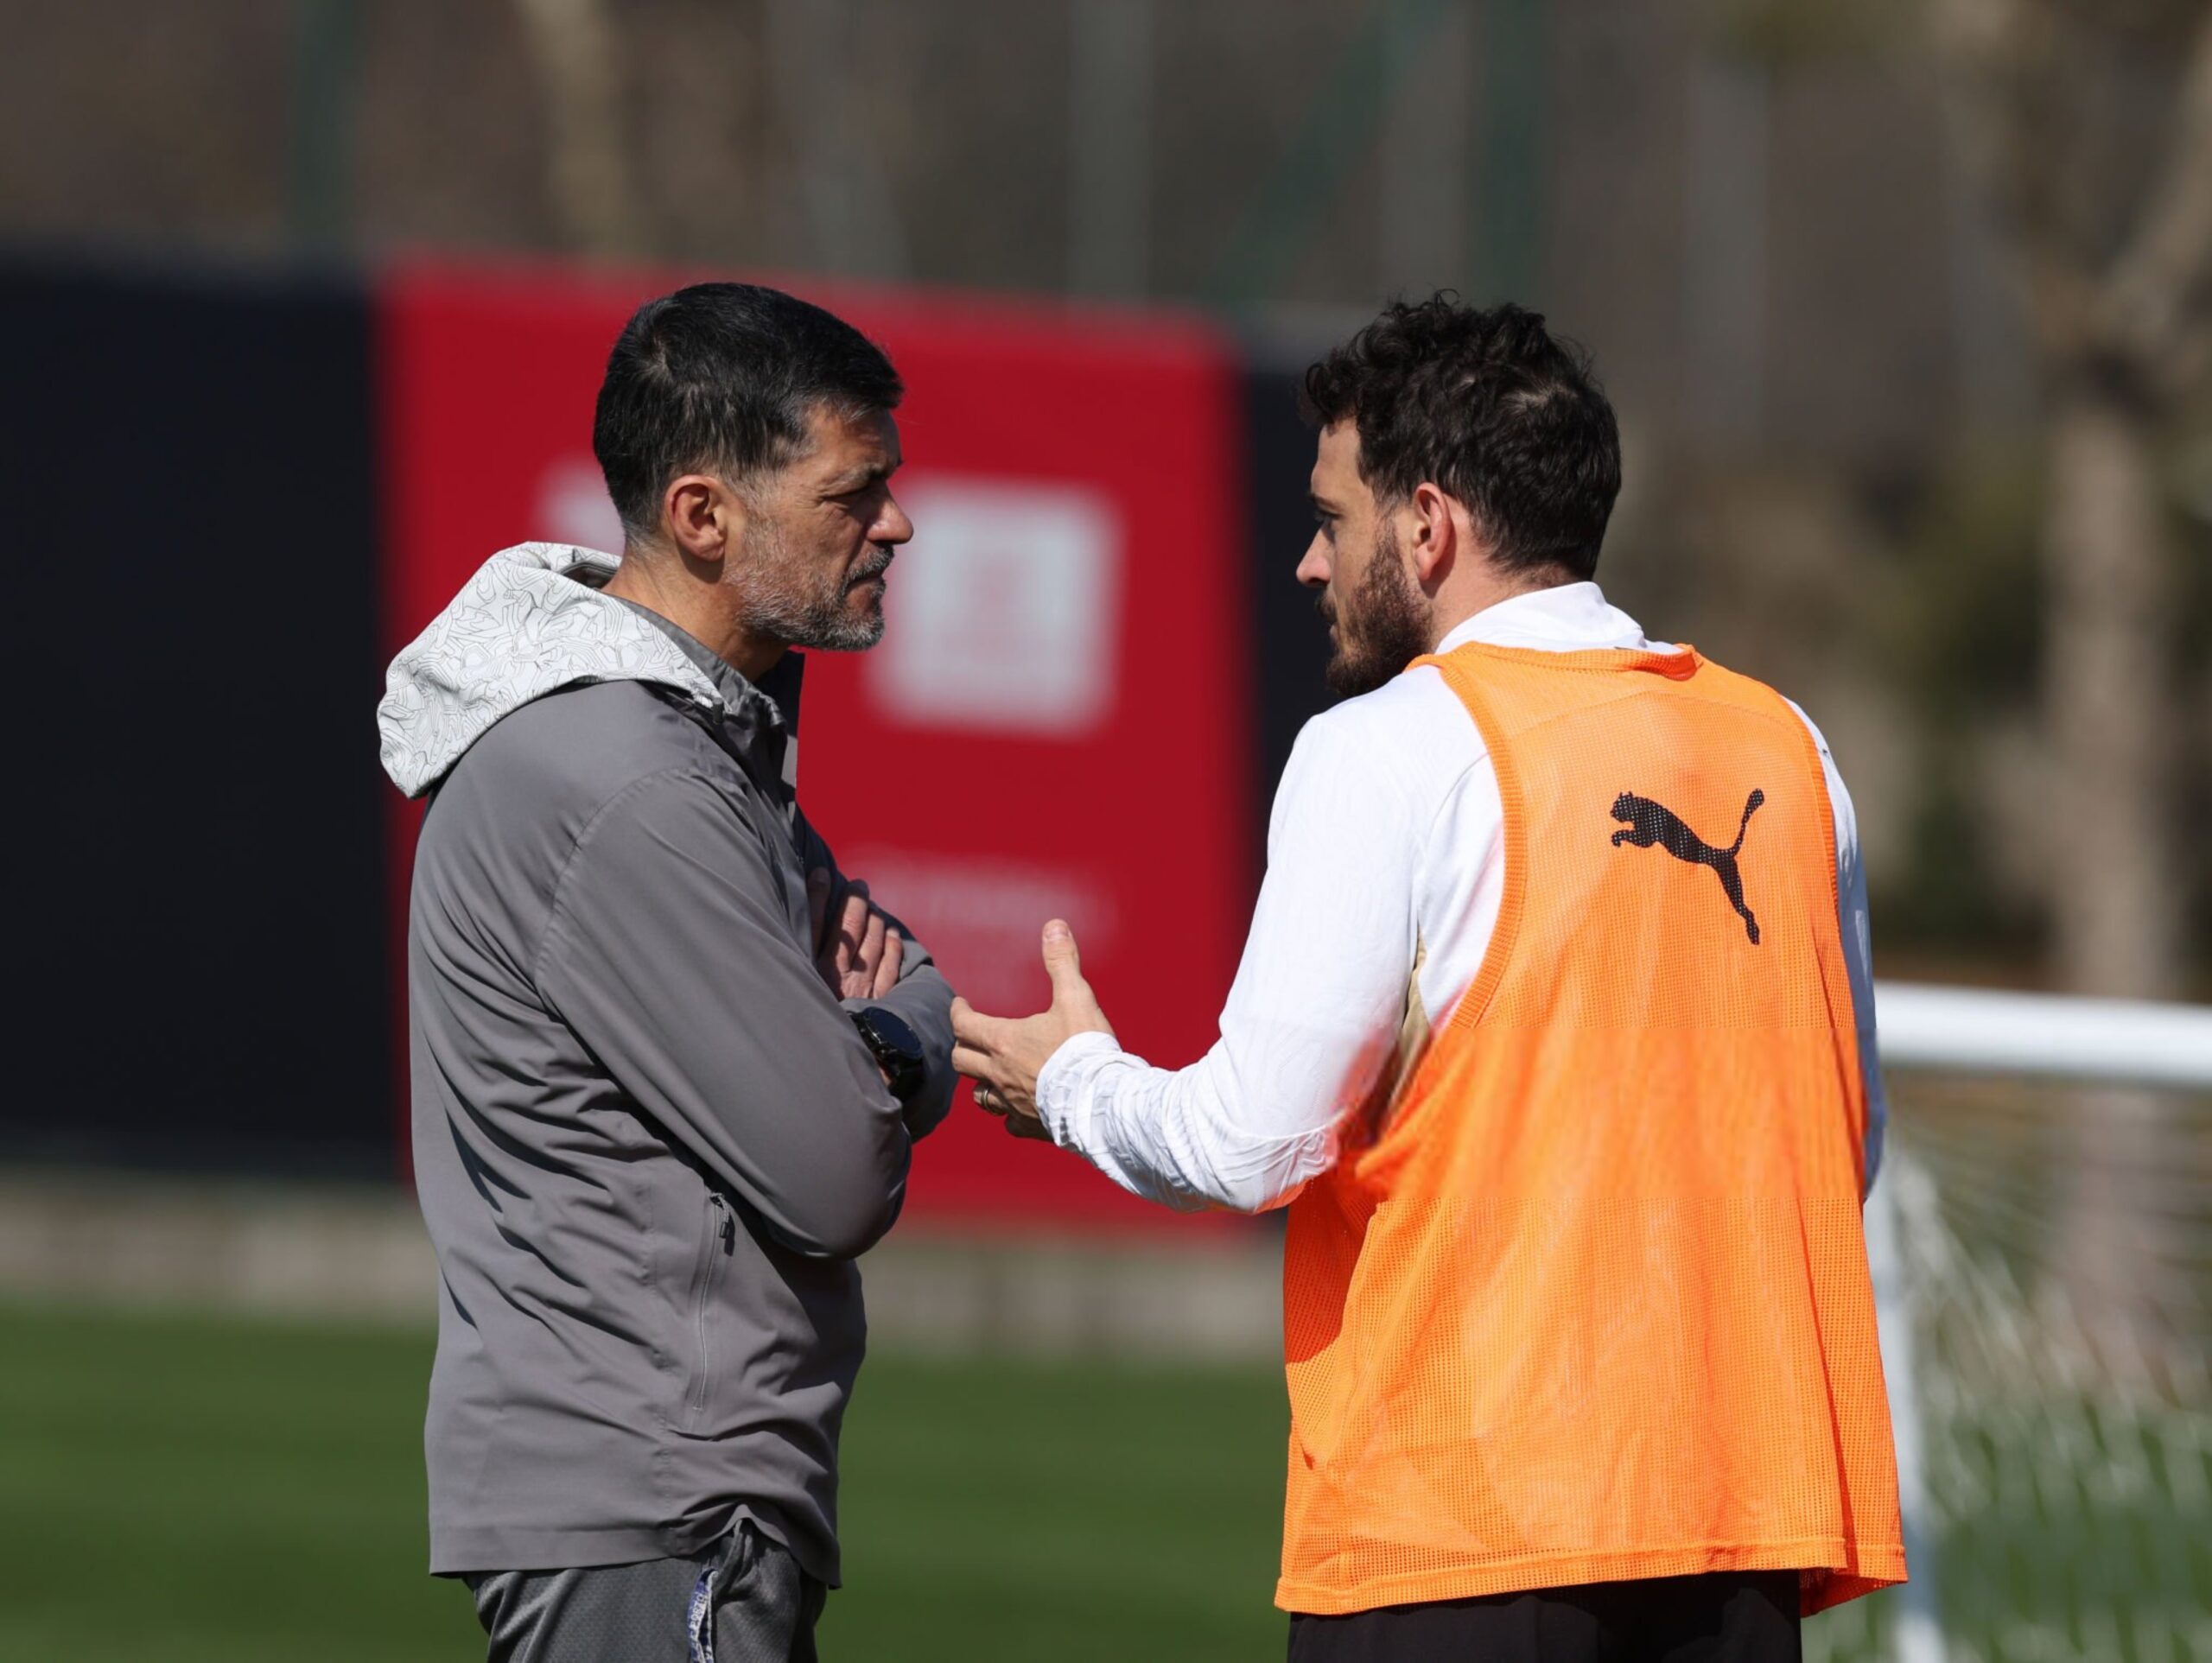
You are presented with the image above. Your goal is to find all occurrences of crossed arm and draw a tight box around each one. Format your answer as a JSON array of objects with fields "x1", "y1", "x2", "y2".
[
  {"x1": 799, "y1": 813, "x2": 961, "y2": 1141},
  {"x1": 536, "y1": 770, "x2": 956, "y2": 1260}
]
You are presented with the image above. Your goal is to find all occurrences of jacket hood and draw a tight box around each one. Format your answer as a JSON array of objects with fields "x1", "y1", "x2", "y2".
[{"x1": 378, "y1": 542, "x2": 726, "y2": 798}]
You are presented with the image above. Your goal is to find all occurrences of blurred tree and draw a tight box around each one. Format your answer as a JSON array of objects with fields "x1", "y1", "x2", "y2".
[
  {"x1": 1933, "y1": 0, "x2": 2210, "y2": 1373},
  {"x1": 766, "y1": 0, "x2": 910, "y2": 280},
  {"x1": 1935, "y1": 0, "x2": 2207, "y2": 1006},
  {"x1": 289, "y1": 0, "x2": 361, "y2": 253},
  {"x1": 512, "y1": 0, "x2": 634, "y2": 256},
  {"x1": 1713, "y1": 0, "x2": 2209, "y2": 1369},
  {"x1": 1068, "y1": 0, "x2": 1154, "y2": 297}
]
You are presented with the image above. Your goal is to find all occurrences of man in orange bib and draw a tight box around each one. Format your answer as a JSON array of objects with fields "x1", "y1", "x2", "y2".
[{"x1": 953, "y1": 296, "x2": 1904, "y2": 1660}]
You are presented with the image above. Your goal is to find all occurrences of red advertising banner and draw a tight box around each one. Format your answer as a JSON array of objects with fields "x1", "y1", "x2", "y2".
[{"x1": 378, "y1": 261, "x2": 1254, "y2": 1230}]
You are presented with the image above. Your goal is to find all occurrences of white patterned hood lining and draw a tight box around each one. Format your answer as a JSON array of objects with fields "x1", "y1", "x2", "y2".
[{"x1": 377, "y1": 543, "x2": 728, "y2": 799}]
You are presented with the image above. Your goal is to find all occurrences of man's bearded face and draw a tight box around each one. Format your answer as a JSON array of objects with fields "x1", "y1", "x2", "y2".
[
  {"x1": 1319, "y1": 517, "x2": 1430, "y2": 698},
  {"x1": 737, "y1": 404, "x2": 909, "y2": 654}
]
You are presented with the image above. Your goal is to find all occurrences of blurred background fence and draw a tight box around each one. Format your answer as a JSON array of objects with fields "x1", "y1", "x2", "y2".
[{"x1": 2, "y1": 1, "x2": 2208, "y2": 1659}]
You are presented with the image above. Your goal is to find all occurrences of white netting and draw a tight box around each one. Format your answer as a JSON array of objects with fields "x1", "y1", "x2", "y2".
[{"x1": 1810, "y1": 1080, "x2": 2212, "y2": 1663}]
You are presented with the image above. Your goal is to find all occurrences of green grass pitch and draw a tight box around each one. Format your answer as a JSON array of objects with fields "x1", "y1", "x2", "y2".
[
  {"x1": 3, "y1": 1298, "x2": 2198, "y2": 1660},
  {"x1": 0, "y1": 1299, "x2": 1288, "y2": 1661}
]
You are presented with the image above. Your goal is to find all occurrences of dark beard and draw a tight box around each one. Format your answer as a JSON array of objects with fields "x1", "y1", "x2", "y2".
[{"x1": 1323, "y1": 528, "x2": 1429, "y2": 697}]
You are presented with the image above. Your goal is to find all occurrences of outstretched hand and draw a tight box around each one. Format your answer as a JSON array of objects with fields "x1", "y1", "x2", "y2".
[{"x1": 950, "y1": 921, "x2": 1115, "y2": 1139}]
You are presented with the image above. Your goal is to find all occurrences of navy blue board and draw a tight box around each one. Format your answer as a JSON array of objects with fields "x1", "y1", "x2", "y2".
[{"x1": 0, "y1": 253, "x2": 391, "y2": 1175}]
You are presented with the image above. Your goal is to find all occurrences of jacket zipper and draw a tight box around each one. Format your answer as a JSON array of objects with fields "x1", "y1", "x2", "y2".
[{"x1": 688, "y1": 1193, "x2": 735, "y2": 1428}]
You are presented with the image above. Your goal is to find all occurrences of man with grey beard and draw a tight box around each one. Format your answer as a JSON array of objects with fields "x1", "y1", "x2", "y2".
[{"x1": 377, "y1": 282, "x2": 958, "y2": 1662}]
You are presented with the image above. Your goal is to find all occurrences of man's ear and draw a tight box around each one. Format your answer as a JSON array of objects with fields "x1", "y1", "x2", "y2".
[
  {"x1": 664, "y1": 473, "x2": 741, "y2": 566},
  {"x1": 1408, "y1": 481, "x2": 1459, "y2": 586}
]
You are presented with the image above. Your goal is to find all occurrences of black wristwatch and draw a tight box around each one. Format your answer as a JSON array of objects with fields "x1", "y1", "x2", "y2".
[{"x1": 850, "y1": 1006, "x2": 926, "y2": 1103}]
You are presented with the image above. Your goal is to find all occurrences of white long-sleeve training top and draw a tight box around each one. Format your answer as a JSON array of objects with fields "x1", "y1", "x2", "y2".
[{"x1": 1035, "y1": 581, "x2": 1887, "y2": 1214}]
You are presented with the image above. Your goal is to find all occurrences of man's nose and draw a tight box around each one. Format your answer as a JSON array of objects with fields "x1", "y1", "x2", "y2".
[
  {"x1": 878, "y1": 493, "x2": 915, "y2": 545},
  {"x1": 1295, "y1": 536, "x2": 1330, "y2": 589}
]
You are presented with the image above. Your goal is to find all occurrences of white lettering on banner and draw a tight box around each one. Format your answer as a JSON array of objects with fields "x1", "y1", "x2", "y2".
[
  {"x1": 844, "y1": 849, "x2": 1121, "y2": 1014},
  {"x1": 537, "y1": 456, "x2": 625, "y2": 553},
  {"x1": 868, "y1": 475, "x2": 1121, "y2": 736}
]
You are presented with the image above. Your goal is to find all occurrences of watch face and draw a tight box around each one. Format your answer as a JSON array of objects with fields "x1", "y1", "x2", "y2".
[{"x1": 860, "y1": 1007, "x2": 924, "y2": 1063}]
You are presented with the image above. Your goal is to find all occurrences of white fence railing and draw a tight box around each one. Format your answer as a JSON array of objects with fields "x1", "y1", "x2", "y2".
[{"x1": 1874, "y1": 981, "x2": 2212, "y2": 1091}]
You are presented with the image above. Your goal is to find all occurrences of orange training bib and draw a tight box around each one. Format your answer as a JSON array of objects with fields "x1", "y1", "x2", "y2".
[{"x1": 1277, "y1": 643, "x2": 1904, "y2": 1618}]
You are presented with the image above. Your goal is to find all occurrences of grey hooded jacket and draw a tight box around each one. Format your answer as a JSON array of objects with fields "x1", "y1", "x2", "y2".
[{"x1": 378, "y1": 542, "x2": 957, "y2": 1584}]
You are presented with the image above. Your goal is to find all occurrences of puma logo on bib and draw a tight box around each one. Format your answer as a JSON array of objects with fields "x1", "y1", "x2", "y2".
[{"x1": 1610, "y1": 788, "x2": 1765, "y2": 943}]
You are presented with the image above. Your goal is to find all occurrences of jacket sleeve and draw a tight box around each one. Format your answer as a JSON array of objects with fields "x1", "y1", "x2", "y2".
[
  {"x1": 796, "y1": 817, "x2": 960, "y2": 1142},
  {"x1": 534, "y1": 767, "x2": 912, "y2": 1260}
]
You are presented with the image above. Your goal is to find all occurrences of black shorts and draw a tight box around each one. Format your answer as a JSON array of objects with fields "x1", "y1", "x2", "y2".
[{"x1": 1287, "y1": 1571, "x2": 1801, "y2": 1663}]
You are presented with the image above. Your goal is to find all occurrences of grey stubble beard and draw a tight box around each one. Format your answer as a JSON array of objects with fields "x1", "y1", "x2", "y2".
[{"x1": 739, "y1": 516, "x2": 893, "y2": 653}]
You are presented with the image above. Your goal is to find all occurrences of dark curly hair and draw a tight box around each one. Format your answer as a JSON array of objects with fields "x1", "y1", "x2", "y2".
[{"x1": 1303, "y1": 295, "x2": 1621, "y2": 582}]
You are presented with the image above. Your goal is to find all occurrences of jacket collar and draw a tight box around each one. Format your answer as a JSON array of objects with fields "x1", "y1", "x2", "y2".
[{"x1": 612, "y1": 597, "x2": 805, "y2": 809}]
